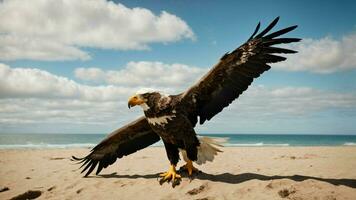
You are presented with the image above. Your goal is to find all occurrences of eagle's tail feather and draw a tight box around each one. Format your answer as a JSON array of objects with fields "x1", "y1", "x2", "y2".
[{"x1": 181, "y1": 136, "x2": 226, "y2": 165}]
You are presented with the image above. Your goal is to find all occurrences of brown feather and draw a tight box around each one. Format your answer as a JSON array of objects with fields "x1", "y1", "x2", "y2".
[
  {"x1": 181, "y1": 17, "x2": 300, "y2": 125},
  {"x1": 72, "y1": 116, "x2": 160, "y2": 177}
]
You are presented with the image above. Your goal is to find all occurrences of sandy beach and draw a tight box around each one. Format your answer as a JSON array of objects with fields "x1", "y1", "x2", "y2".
[{"x1": 1, "y1": 147, "x2": 356, "y2": 200}]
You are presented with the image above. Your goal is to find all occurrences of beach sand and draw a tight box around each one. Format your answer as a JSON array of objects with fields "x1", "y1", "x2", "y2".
[{"x1": 1, "y1": 147, "x2": 356, "y2": 200}]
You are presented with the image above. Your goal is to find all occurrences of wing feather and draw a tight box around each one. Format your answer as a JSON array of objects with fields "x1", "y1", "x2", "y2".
[
  {"x1": 247, "y1": 22, "x2": 261, "y2": 40},
  {"x1": 264, "y1": 25, "x2": 298, "y2": 39},
  {"x1": 182, "y1": 17, "x2": 300, "y2": 125},
  {"x1": 263, "y1": 38, "x2": 301, "y2": 45},
  {"x1": 72, "y1": 116, "x2": 160, "y2": 177},
  {"x1": 255, "y1": 16, "x2": 280, "y2": 38}
]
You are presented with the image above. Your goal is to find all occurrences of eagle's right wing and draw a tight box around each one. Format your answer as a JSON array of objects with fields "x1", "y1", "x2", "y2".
[{"x1": 72, "y1": 116, "x2": 160, "y2": 177}]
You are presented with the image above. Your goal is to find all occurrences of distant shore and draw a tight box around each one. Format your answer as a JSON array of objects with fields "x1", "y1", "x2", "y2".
[
  {"x1": 1, "y1": 147, "x2": 356, "y2": 199},
  {"x1": 1, "y1": 133, "x2": 356, "y2": 149}
]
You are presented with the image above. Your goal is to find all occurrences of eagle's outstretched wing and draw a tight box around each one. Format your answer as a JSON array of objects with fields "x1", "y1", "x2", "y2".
[
  {"x1": 72, "y1": 116, "x2": 160, "y2": 177},
  {"x1": 182, "y1": 17, "x2": 301, "y2": 125}
]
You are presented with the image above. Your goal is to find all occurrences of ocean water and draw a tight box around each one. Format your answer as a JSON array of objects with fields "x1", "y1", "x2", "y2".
[{"x1": 0, "y1": 133, "x2": 356, "y2": 149}]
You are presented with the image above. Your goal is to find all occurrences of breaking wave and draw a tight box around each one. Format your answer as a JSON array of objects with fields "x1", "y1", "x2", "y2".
[
  {"x1": 0, "y1": 143, "x2": 96, "y2": 149},
  {"x1": 226, "y1": 142, "x2": 290, "y2": 147},
  {"x1": 343, "y1": 142, "x2": 356, "y2": 146}
]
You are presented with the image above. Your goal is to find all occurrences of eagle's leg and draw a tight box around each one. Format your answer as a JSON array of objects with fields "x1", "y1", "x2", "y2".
[
  {"x1": 181, "y1": 159, "x2": 200, "y2": 176},
  {"x1": 160, "y1": 141, "x2": 181, "y2": 186},
  {"x1": 180, "y1": 139, "x2": 200, "y2": 176}
]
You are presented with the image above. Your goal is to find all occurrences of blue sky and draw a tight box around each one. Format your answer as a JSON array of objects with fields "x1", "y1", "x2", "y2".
[{"x1": 0, "y1": 0, "x2": 355, "y2": 134}]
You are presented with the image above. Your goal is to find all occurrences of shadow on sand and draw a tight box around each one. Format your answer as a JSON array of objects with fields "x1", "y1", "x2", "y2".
[{"x1": 94, "y1": 172, "x2": 356, "y2": 188}]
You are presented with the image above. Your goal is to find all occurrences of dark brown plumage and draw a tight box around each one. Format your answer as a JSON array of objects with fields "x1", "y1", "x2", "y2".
[
  {"x1": 182, "y1": 17, "x2": 300, "y2": 125},
  {"x1": 73, "y1": 17, "x2": 300, "y2": 182},
  {"x1": 72, "y1": 117, "x2": 159, "y2": 177}
]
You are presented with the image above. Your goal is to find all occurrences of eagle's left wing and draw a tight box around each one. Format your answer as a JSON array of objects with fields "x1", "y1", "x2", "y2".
[
  {"x1": 181, "y1": 17, "x2": 300, "y2": 125},
  {"x1": 72, "y1": 116, "x2": 160, "y2": 177}
]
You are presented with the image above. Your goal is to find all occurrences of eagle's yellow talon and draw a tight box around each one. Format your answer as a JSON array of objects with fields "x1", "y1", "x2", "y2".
[
  {"x1": 159, "y1": 172, "x2": 168, "y2": 177},
  {"x1": 160, "y1": 165, "x2": 181, "y2": 182},
  {"x1": 181, "y1": 160, "x2": 199, "y2": 176}
]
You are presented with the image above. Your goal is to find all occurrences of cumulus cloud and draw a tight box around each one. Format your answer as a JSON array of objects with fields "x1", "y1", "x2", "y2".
[
  {"x1": 0, "y1": 63, "x2": 133, "y2": 101},
  {"x1": 275, "y1": 33, "x2": 356, "y2": 73},
  {"x1": 0, "y1": 35, "x2": 91, "y2": 61},
  {"x1": 75, "y1": 61, "x2": 207, "y2": 91},
  {"x1": 0, "y1": 0, "x2": 194, "y2": 61},
  {"x1": 74, "y1": 67, "x2": 106, "y2": 82},
  {"x1": 230, "y1": 86, "x2": 356, "y2": 116},
  {"x1": 196, "y1": 85, "x2": 356, "y2": 133},
  {"x1": 1, "y1": 62, "x2": 355, "y2": 133}
]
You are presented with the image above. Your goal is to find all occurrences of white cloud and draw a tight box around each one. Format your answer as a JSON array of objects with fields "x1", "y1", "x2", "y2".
[
  {"x1": 0, "y1": 0, "x2": 194, "y2": 61},
  {"x1": 0, "y1": 63, "x2": 132, "y2": 101},
  {"x1": 75, "y1": 67, "x2": 106, "y2": 82},
  {"x1": 0, "y1": 35, "x2": 91, "y2": 61},
  {"x1": 231, "y1": 86, "x2": 356, "y2": 116},
  {"x1": 1, "y1": 62, "x2": 355, "y2": 133},
  {"x1": 75, "y1": 61, "x2": 207, "y2": 91},
  {"x1": 275, "y1": 33, "x2": 356, "y2": 73},
  {"x1": 0, "y1": 98, "x2": 130, "y2": 124}
]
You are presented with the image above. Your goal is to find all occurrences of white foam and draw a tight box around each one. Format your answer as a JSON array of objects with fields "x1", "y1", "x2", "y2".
[
  {"x1": 142, "y1": 142, "x2": 291, "y2": 147},
  {"x1": 0, "y1": 143, "x2": 96, "y2": 149},
  {"x1": 343, "y1": 142, "x2": 356, "y2": 146},
  {"x1": 226, "y1": 143, "x2": 290, "y2": 147}
]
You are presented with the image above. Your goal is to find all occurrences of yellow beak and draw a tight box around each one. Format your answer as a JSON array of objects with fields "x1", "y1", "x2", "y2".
[{"x1": 128, "y1": 95, "x2": 146, "y2": 108}]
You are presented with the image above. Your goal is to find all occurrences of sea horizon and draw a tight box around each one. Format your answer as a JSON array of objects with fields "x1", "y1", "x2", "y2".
[{"x1": 1, "y1": 133, "x2": 356, "y2": 149}]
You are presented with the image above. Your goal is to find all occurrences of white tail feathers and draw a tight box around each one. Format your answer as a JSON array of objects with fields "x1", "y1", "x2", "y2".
[{"x1": 180, "y1": 136, "x2": 227, "y2": 165}]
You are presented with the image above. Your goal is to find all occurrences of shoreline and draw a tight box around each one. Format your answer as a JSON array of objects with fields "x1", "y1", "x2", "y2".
[
  {"x1": 1, "y1": 147, "x2": 356, "y2": 199},
  {"x1": 1, "y1": 142, "x2": 356, "y2": 149},
  {"x1": 2, "y1": 134, "x2": 356, "y2": 150},
  {"x1": 1, "y1": 145, "x2": 356, "y2": 150}
]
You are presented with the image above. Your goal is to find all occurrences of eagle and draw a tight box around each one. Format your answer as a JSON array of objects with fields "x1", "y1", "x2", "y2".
[{"x1": 72, "y1": 17, "x2": 300, "y2": 186}]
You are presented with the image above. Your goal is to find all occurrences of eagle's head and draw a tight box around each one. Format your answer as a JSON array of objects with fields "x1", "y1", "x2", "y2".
[{"x1": 128, "y1": 91, "x2": 161, "y2": 111}]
